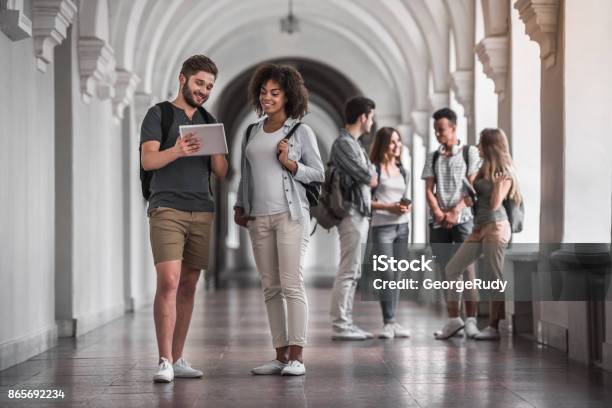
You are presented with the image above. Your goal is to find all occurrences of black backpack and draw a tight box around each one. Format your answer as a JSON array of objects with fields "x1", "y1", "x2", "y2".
[
  {"x1": 139, "y1": 101, "x2": 217, "y2": 200},
  {"x1": 245, "y1": 122, "x2": 321, "y2": 208}
]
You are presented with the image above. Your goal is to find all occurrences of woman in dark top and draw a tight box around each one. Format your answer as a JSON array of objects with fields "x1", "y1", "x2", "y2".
[{"x1": 445, "y1": 128, "x2": 522, "y2": 340}]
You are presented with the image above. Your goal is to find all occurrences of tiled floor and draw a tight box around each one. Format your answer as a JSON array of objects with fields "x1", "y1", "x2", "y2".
[{"x1": 2, "y1": 287, "x2": 612, "y2": 407}]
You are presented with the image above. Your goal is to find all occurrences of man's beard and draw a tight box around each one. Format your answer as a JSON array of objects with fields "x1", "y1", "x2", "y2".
[{"x1": 182, "y1": 83, "x2": 206, "y2": 108}]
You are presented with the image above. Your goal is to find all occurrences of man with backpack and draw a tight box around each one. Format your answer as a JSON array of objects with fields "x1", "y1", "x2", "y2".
[
  {"x1": 328, "y1": 97, "x2": 378, "y2": 340},
  {"x1": 140, "y1": 55, "x2": 228, "y2": 382},
  {"x1": 421, "y1": 108, "x2": 481, "y2": 340}
]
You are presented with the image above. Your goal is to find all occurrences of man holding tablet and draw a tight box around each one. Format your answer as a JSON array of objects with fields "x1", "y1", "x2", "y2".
[{"x1": 140, "y1": 55, "x2": 228, "y2": 383}]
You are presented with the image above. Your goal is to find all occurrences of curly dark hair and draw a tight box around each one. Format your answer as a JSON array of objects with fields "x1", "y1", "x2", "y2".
[{"x1": 248, "y1": 63, "x2": 309, "y2": 119}]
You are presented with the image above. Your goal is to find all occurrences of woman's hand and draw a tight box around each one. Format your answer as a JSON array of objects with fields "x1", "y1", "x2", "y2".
[
  {"x1": 234, "y1": 207, "x2": 255, "y2": 228},
  {"x1": 493, "y1": 171, "x2": 511, "y2": 186},
  {"x1": 277, "y1": 139, "x2": 298, "y2": 174},
  {"x1": 387, "y1": 202, "x2": 409, "y2": 215}
]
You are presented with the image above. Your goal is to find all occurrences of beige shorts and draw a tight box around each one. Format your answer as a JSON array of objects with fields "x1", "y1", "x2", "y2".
[{"x1": 148, "y1": 207, "x2": 213, "y2": 270}]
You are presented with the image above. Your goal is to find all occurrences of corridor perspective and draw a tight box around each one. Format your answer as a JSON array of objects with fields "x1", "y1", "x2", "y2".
[{"x1": 1, "y1": 0, "x2": 611, "y2": 407}]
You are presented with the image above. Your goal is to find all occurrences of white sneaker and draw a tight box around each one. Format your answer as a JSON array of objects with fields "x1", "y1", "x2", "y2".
[
  {"x1": 434, "y1": 317, "x2": 465, "y2": 340},
  {"x1": 173, "y1": 357, "x2": 203, "y2": 378},
  {"x1": 332, "y1": 328, "x2": 367, "y2": 341},
  {"x1": 379, "y1": 323, "x2": 395, "y2": 339},
  {"x1": 281, "y1": 360, "x2": 306, "y2": 376},
  {"x1": 251, "y1": 360, "x2": 287, "y2": 375},
  {"x1": 474, "y1": 326, "x2": 501, "y2": 341},
  {"x1": 392, "y1": 323, "x2": 410, "y2": 338},
  {"x1": 464, "y1": 317, "x2": 481, "y2": 339},
  {"x1": 153, "y1": 357, "x2": 174, "y2": 383},
  {"x1": 351, "y1": 324, "x2": 374, "y2": 339}
]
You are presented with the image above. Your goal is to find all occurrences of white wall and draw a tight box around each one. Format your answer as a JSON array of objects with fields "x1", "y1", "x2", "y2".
[
  {"x1": 562, "y1": 0, "x2": 612, "y2": 243},
  {"x1": 67, "y1": 21, "x2": 127, "y2": 335},
  {"x1": 510, "y1": 2, "x2": 541, "y2": 244},
  {"x1": 0, "y1": 33, "x2": 57, "y2": 369}
]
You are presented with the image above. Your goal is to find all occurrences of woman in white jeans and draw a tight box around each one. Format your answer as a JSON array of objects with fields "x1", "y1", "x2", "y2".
[
  {"x1": 445, "y1": 128, "x2": 522, "y2": 340},
  {"x1": 234, "y1": 63, "x2": 324, "y2": 376},
  {"x1": 369, "y1": 127, "x2": 412, "y2": 339}
]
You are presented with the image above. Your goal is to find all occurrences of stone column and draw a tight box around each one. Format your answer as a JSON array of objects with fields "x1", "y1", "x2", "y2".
[
  {"x1": 516, "y1": 0, "x2": 612, "y2": 365},
  {"x1": 409, "y1": 111, "x2": 430, "y2": 244}
]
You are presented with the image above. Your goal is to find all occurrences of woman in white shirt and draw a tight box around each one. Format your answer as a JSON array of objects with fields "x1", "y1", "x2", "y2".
[
  {"x1": 234, "y1": 63, "x2": 324, "y2": 376},
  {"x1": 369, "y1": 127, "x2": 412, "y2": 339}
]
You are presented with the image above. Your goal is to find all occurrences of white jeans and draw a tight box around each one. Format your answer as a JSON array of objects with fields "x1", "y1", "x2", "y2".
[
  {"x1": 330, "y1": 212, "x2": 370, "y2": 331},
  {"x1": 248, "y1": 212, "x2": 310, "y2": 348}
]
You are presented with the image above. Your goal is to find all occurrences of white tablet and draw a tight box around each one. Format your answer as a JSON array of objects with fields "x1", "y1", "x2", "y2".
[{"x1": 178, "y1": 123, "x2": 228, "y2": 156}]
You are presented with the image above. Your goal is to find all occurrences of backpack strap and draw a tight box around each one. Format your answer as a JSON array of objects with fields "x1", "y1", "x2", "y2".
[
  {"x1": 432, "y1": 150, "x2": 440, "y2": 185},
  {"x1": 157, "y1": 101, "x2": 174, "y2": 146},
  {"x1": 462, "y1": 144, "x2": 471, "y2": 178},
  {"x1": 371, "y1": 163, "x2": 382, "y2": 198},
  {"x1": 245, "y1": 123, "x2": 257, "y2": 144},
  {"x1": 283, "y1": 122, "x2": 301, "y2": 140}
]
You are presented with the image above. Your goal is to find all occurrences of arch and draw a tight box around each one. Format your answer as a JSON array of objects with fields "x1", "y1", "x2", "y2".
[
  {"x1": 108, "y1": 0, "x2": 148, "y2": 71},
  {"x1": 137, "y1": 0, "x2": 424, "y2": 115},
  {"x1": 444, "y1": 0, "x2": 475, "y2": 71}
]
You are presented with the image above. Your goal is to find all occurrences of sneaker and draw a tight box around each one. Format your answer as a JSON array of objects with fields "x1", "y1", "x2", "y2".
[
  {"x1": 474, "y1": 326, "x2": 501, "y2": 341},
  {"x1": 153, "y1": 357, "x2": 174, "y2": 383},
  {"x1": 464, "y1": 317, "x2": 480, "y2": 339},
  {"x1": 351, "y1": 324, "x2": 374, "y2": 339},
  {"x1": 332, "y1": 327, "x2": 367, "y2": 341},
  {"x1": 434, "y1": 317, "x2": 465, "y2": 340},
  {"x1": 281, "y1": 360, "x2": 306, "y2": 376},
  {"x1": 392, "y1": 323, "x2": 410, "y2": 338},
  {"x1": 173, "y1": 357, "x2": 203, "y2": 378},
  {"x1": 379, "y1": 323, "x2": 395, "y2": 339},
  {"x1": 251, "y1": 360, "x2": 287, "y2": 375}
]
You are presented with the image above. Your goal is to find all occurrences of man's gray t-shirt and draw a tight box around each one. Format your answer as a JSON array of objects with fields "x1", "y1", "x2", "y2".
[{"x1": 140, "y1": 104, "x2": 214, "y2": 212}]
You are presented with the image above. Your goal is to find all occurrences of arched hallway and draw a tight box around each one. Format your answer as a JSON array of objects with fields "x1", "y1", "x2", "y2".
[
  {"x1": 3, "y1": 286, "x2": 612, "y2": 407},
  {"x1": 1, "y1": 0, "x2": 612, "y2": 406}
]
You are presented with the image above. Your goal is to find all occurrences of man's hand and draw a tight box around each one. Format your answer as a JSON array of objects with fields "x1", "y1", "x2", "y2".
[
  {"x1": 444, "y1": 208, "x2": 461, "y2": 227},
  {"x1": 234, "y1": 207, "x2": 255, "y2": 228},
  {"x1": 433, "y1": 209, "x2": 446, "y2": 225},
  {"x1": 173, "y1": 133, "x2": 201, "y2": 157}
]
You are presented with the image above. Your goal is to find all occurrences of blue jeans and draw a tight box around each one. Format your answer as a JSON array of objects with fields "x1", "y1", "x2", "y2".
[{"x1": 370, "y1": 223, "x2": 409, "y2": 324}]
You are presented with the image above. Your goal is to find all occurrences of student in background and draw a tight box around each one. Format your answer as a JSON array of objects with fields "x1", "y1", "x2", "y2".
[
  {"x1": 421, "y1": 108, "x2": 481, "y2": 340},
  {"x1": 329, "y1": 97, "x2": 378, "y2": 340},
  {"x1": 369, "y1": 127, "x2": 412, "y2": 339},
  {"x1": 445, "y1": 128, "x2": 521, "y2": 341}
]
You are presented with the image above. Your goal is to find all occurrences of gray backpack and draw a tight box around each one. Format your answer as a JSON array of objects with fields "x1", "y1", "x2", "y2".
[
  {"x1": 311, "y1": 163, "x2": 350, "y2": 230},
  {"x1": 503, "y1": 197, "x2": 525, "y2": 233}
]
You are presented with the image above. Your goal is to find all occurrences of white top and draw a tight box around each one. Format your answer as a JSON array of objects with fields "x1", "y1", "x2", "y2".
[
  {"x1": 372, "y1": 172, "x2": 411, "y2": 227},
  {"x1": 246, "y1": 127, "x2": 290, "y2": 216}
]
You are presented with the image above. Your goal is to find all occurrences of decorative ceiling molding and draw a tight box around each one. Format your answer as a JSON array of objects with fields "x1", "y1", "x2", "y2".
[
  {"x1": 515, "y1": 0, "x2": 560, "y2": 68},
  {"x1": 475, "y1": 35, "x2": 509, "y2": 96},
  {"x1": 112, "y1": 69, "x2": 140, "y2": 120},
  {"x1": 450, "y1": 70, "x2": 474, "y2": 117},
  {"x1": 32, "y1": 0, "x2": 77, "y2": 73},
  {"x1": 410, "y1": 110, "x2": 430, "y2": 138},
  {"x1": 0, "y1": 0, "x2": 32, "y2": 41},
  {"x1": 78, "y1": 36, "x2": 116, "y2": 103}
]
